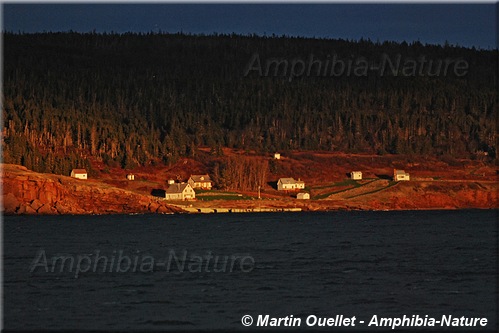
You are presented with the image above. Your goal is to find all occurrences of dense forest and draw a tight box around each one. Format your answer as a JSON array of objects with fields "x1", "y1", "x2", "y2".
[{"x1": 2, "y1": 32, "x2": 497, "y2": 176}]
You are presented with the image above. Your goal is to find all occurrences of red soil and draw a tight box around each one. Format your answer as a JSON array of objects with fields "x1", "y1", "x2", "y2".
[{"x1": 2, "y1": 149, "x2": 497, "y2": 214}]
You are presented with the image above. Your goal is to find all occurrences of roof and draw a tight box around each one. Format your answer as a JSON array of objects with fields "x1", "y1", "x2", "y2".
[
  {"x1": 72, "y1": 169, "x2": 87, "y2": 174},
  {"x1": 351, "y1": 171, "x2": 362, "y2": 173},
  {"x1": 395, "y1": 170, "x2": 408, "y2": 174},
  {"x1": 190, "y1": 174, "x2": 212, "y2": 182},
  {"x1": 165, "y1": 183, "x2": 191, "y2": 194},
  {"x1": 278, "y1": 177, "x2": 296, "y2": 184}
]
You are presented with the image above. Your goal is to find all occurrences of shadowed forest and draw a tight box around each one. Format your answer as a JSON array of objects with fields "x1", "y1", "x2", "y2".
[{"x1": 2, "y1": 32, "x2": 497, "y2": 176}]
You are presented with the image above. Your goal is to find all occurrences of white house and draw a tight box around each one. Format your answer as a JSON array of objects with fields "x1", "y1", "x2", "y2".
[
  {"x1": 165, "y1": 183, "x2": 196, "y2": 200},
  {"x1": 167, "y1": 179, "x2": 175, "y2": 185},
  {"x1": 126, "y1": 174, "x2": 135, "y2": 180},
  {"x1": 274, "y1": 152, "x2": 281, "y2": 160},
  {"x1": 350, "y1": 171, "x2": 362, "y2": 180},
  {"x1": 277, "y1": 178, "x2": 305, "y2": 191},
  {"x1": 393, "y1": 169, "x2": 410, "y2": 181},
  {"x1": 70, "y1": 169, "x2": 87, "y2": 180},
  {"x1": 188, "y1": 174, "x2": 212, "y2": 190},
  {"x1": 297, "y1": 192, "x2": 310, "y2": 200}
]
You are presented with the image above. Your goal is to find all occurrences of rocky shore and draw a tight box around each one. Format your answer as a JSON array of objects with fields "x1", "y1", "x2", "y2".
[{"x1": 2, "y1": 164, "x2": 182, "y2": 215}]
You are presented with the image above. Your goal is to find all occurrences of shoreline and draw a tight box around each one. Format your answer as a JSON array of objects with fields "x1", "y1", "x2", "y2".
[
  {"x1": 3, "y1": 206, "x2": 497, "y2": 217},
  {"x1": 2, "y1": 162, "x2": 497, "y2": 216},
  {"x1": 167, "y1": 205, "x2": 499, "y2": 214}
]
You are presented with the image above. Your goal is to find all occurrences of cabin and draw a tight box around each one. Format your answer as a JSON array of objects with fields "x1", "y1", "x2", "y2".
[
  {"x1": 188, "y1": 174, "x2": 213, "y2": 190},
  {"x1": 126, "y1": 174, "x2": 135, "y2": 181},
  {"x1": 277, "y1": 178, "x2": 305, "y2": 191},
  {"x1": 274, "y1": 152, "x2": 281, "y2": 160},
  {"x1": 165, "y1": 183, "x2": 196, "y2": 200},
  {"x1": 297, "y1": 192, "x2": 310, "y2": 200},
  {"x1": 393, "y1": 169, "x2": 410, "y2": 181},
  {"x1": 350, "y1": 171, "x2": 362, "y2": 180},
  {"x1": 70, "y1": 169, "x2": 87, "y2": 180}
]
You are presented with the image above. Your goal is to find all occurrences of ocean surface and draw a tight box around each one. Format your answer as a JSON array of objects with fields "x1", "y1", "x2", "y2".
[{"x1": 3, "y1": 210, "x2": 498, "y2": 332}]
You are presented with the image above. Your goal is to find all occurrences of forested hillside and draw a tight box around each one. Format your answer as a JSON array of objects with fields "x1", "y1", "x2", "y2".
[{"x1": 2, "y1": 32, "x2": 497, "y2": 175}]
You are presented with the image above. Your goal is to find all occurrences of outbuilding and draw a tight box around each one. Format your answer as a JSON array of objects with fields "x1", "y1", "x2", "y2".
[
  {"x1": 297, "y1": 192, "x2": 310, "y2": 200},
  {"x1": 70, "y1": 169, "x2": 87, "y2": 180},
  {"x1": 350, "y1": 171, "x2": 362, "y2": 180},
  {"x1": 393, "y1": 169, "x2": 410, "y2": 181}
]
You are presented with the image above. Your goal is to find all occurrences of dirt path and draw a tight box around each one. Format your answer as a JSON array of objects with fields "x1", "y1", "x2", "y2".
[{"x1": 325, "y1": 179, "x2": 394, "y2": 199}]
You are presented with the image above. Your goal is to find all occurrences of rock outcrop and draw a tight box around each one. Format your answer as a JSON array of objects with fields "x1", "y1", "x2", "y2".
[{"x1": 1, "y1": 164, "x2": 183, "y2": 215}]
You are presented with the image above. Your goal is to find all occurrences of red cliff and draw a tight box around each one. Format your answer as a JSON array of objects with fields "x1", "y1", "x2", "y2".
[{"x1": 2, "y1": 164, "x2": 183, "y2": 215}]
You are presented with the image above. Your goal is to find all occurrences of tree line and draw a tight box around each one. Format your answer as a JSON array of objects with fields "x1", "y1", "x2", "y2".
[{"x1": 2, "y1": 32, "x2": 497, "y2": 176}]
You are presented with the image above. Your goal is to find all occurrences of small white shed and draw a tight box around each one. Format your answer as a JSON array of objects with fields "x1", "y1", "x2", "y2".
[
  {"x1": 297, "y1": 192, "x2": 310, "y2": 200},
  {"x1": 350, "y1": 171, "x2": 362, "y2": 180}
]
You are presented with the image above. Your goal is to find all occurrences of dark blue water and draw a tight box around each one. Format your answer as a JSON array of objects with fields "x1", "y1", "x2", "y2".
[{"x1": 3, "y1": 210, "x2": 498, "y2": 332}]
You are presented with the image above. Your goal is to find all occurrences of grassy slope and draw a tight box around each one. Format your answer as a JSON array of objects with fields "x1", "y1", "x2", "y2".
[
  {"x1": 91, "y1": 149, "x2": 498, "y2": 211},
  {"x1": 3, "y1": 149, "x2": 497, "y2": 214}
]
